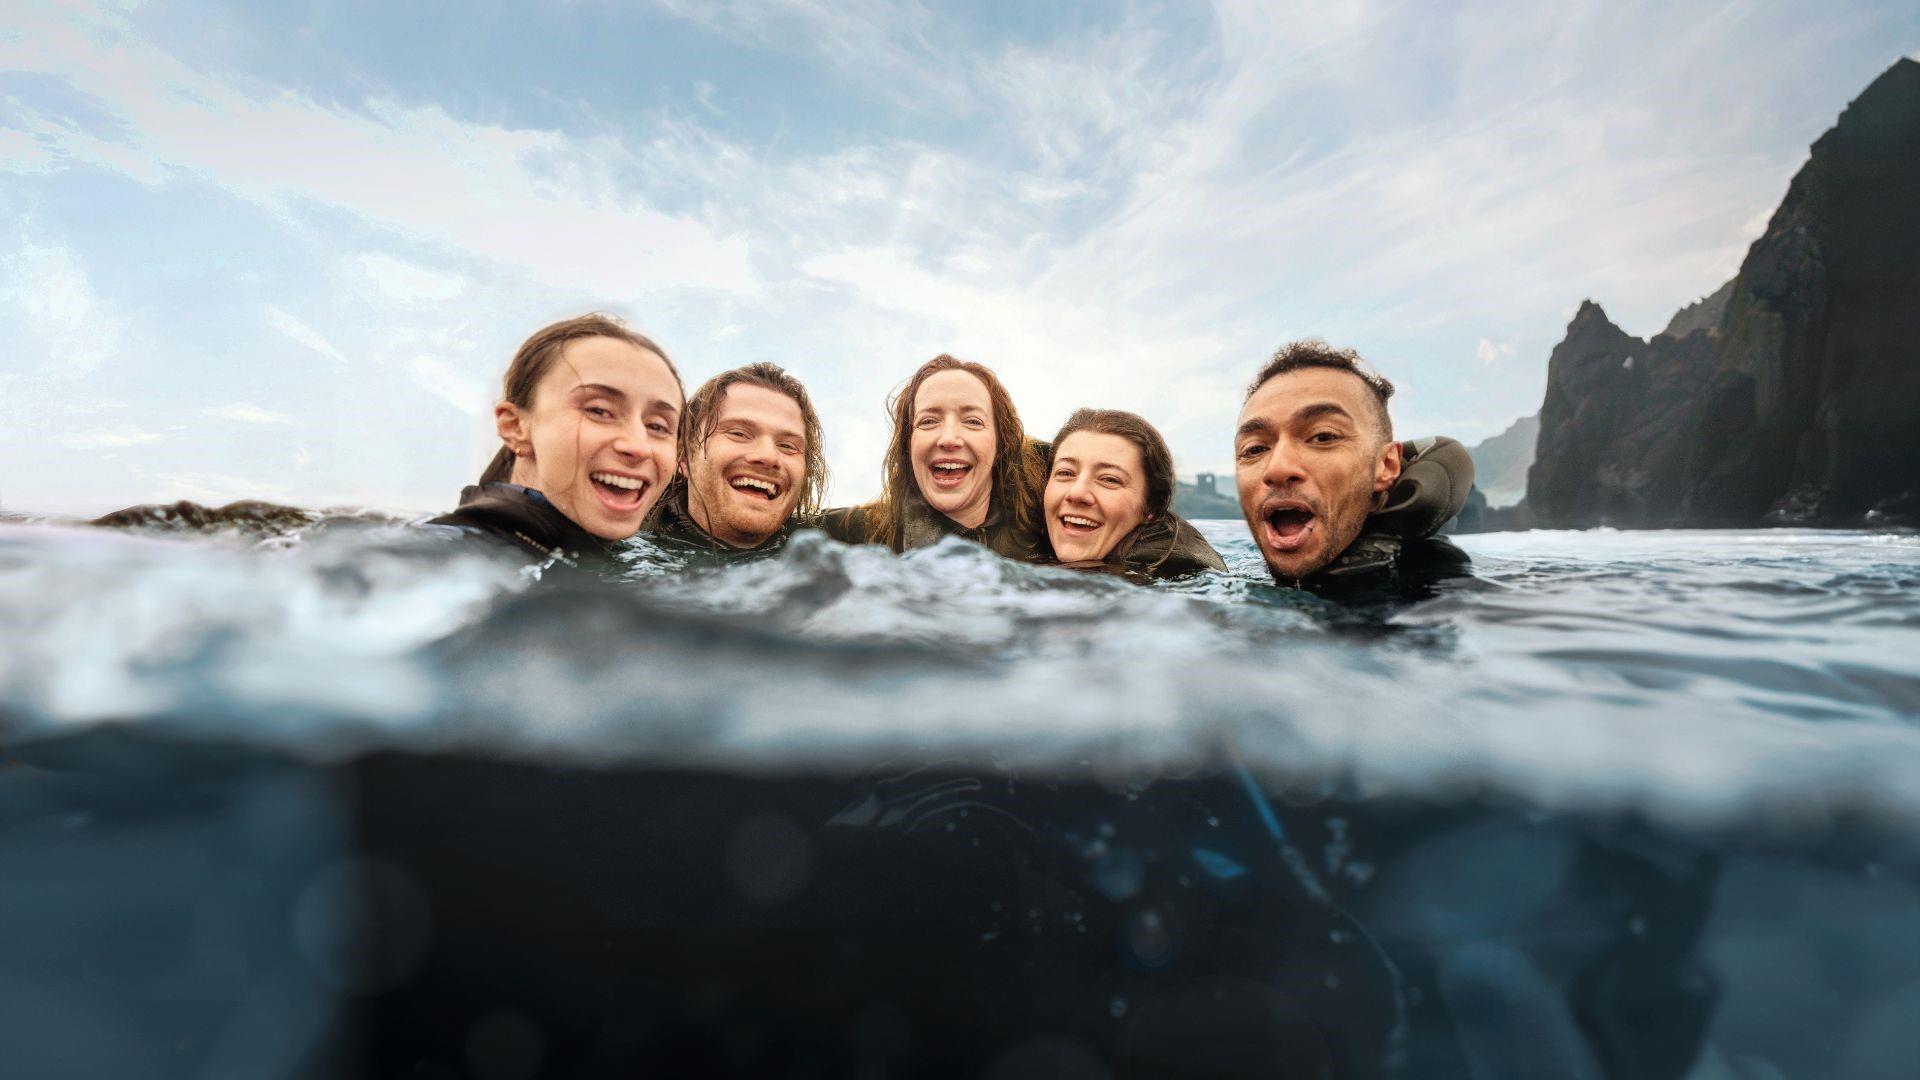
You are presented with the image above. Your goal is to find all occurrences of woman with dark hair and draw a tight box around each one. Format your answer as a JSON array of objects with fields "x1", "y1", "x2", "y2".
[
  {"x1": 1043, "y1": 408, "x2": 1227, "y2": 579},
  {"x1": 820, "y1": 354, "x2": 1046, "y2": 562},
  {"x1": 431, "y1": 313, "x2": 684, "y2": 566}
]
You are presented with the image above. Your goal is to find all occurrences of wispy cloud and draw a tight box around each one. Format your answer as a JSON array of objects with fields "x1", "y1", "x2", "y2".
[
  {"x1": 4, "y1": 3, "x2": 756, "y2": 297},
  {"x1": 3, "y1": 0, "x2": 1913, "y2": 512},
  {"x1": 206, "y1": 402, "x2": 296, "y2": 425},
  {"x1": 0, "y1": 237, "x2": 121, "y2": 376},
  {"x1": 265, "y1": 308, "x2": 350, "y2": 365},
  {"x1": 61, "y1": 426, "x2": 170, "y2": 450}
]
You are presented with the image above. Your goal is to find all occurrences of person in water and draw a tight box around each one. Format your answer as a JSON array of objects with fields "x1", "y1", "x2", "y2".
[
  {"x1": 1235, "y1": 339, "x2": 1471, "y2": 593},
  {"x1": 432, "y1": 313, "x2": 684, "y2": 566},
  {"x1": 643, "y1": 362, "x2": 826, "y2": 559},
  {"x1": 1043, "y1": 408, "x2": 1226, "y2": 579},
  {"x1": 820, "y1": 354, "x2": 1046, "y2": 562}
]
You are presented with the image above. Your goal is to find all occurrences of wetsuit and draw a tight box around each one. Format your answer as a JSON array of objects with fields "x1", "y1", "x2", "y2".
[
  {"x1": 1291, "y1": 436, "x2": 1477, "y2": 598},
  {"x1": 641, "y1": 486, "x2": 796, "y2": 565},
  {"x1": 427, "y1": 483, "x2": 617, "y2": 569},
  {"x1": 1052, "y1": 512, "x2": 1229, "y2": 580},
  {"x1": 818, "y1": 493, "x2": 1046, "y2": 563}
]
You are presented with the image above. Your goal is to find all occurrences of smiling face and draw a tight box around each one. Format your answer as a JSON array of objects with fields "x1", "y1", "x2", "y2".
[
  {"x1": 683, "y1": 382, "x2": 807, "y2": 548},
  {"x1": 494, "y1": 335, "x2": 681, "y2": 540},
  {"x1": 1045, "y1": 431, "x2": 1150, "y2": 563},
  {"x1": 909, "y1": 368, "x2": 997, "y2": 528},
  {"x1": 1234, "y1": 366, "x2": 1402, "y2": 581}
]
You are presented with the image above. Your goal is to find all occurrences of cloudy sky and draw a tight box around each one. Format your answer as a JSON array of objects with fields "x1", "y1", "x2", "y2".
[{"x1": 3, "y1": 0, "x2": 1916, "y2": 515}]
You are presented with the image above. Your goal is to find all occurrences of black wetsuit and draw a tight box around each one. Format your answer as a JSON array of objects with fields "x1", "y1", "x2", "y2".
[
  {"x1": 1053, "y1": 511, "x2": 1229, "y2": 580},
  {"x1": 1288, "y1": 436, "x2": 1477, "y2": 600},
  {"x1": 427, "y1": 483, "x2": 617, "y2": 569},
  {"x1": 642, "y1": 487, "x2": 794, "y2": 564}
]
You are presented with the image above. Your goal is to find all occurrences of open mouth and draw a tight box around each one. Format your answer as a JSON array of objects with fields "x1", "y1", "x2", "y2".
[
  {"x1": 729, "y1": 475, "x2": 782, "y2": 502},
  {"x1": 1058, "y1": 514, "x2": 1101, "y2": 535},
  {"x1": 1262, "y1": 505, "x2": 1316, "y2": 551},
  {"x1": 590, "y1": 471, "x2": 648, "y2": 513},
  {"x1": 929, "y1": 461, "x2": 972, "y2": 489}
]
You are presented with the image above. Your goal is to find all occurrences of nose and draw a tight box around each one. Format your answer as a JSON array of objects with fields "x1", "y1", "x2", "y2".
[
  {"x1": 1262, "y1": 438, "x2": 1308, "y2": 489},
  {"x1": 936, "y1": 418, "x2": 964, "y2": 449},
  {"x1": 611, "y1": 417, "x2": 663, "y2": 475},
  {"x1": 1064, "y1": 473, "x2": 1095, "y2": 505},
  {"x1": 742, "y1": 432, "x2": 777, "y2": 465}
]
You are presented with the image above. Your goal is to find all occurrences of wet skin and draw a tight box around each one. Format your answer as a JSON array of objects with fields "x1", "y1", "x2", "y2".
[
  {"x1": 1045, "y1": 431, "x2": 1150, "y2": 563},
  {"x1": 911, "y1": 369, "x2": 997, "y2": 529},
  {"x1": 1234, "y1": 367, "x2": 1402, "y2": 581},
  {"x1": 684, "y1": 383, "x2": 808, "y2": 548},
  {"x1": 495, "y1": 336, "x2": 681, "y2": 540}
]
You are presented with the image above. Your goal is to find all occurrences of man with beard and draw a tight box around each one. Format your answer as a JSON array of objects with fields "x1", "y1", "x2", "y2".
[
  {"x1": 1235, "y1": 340, "x2": 1472, "y2": 595},
  {"x1": 644, "y1": 362, "x2": 826, "y2": 559}
]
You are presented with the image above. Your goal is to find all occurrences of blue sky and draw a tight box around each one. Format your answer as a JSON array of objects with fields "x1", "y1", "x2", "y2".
[{"x1": 3, "y1": 0, "x2": 1916, "y2": 515}]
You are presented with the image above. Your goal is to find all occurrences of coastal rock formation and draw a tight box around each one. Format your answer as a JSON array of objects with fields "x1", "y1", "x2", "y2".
[
  {"x1": 1463, "y1": 413, "x2": 1539, "y2": 509},
  {"x1": 1514, "y1": 58, "x2": 1920, "y2": 529},
  {"x1": 1525, "y1": 302, "x2": 1721, "y2": 527},
  {"x1": 1683, "y1": 58, "x2": 1920, "y2": 525}
]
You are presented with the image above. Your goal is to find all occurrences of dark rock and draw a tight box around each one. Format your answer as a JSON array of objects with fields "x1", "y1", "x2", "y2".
[
  {"x1": 1864, "y1": 490, "x2": 1920, "y2": 528},
  {"x1": 1524, "y1": 304, "x2": 1718, "y2": 528},
  {"x1": 1683, "y1": 58, "x2": 1920, "y2": 526},
  {"x1": 1659, "y1": 279, "x2": 1735, "y2": 340},
  {"x1": 90, "y1": 499, "x2": 322, "y2": 536},
  {"x1": 1520, "y1": 59, "x2": 1920, "y2": 530}
]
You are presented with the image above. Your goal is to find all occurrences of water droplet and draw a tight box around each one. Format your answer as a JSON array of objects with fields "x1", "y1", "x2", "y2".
[
  {"x1": 1206, "y1": 815, "x2": 1220, "y2": 828},
  {"x1": 1110, "y1": 997, "x2": 1128, "y2": 1018},
  {"x1": 1329, "y1": 929, "x2": 1352, "y2": 944},
  {"x1": 1325, "y1": 973, "x2": 1341, "y2": 989},
  {"x1": 1628, "y1": 916, "x2": 1647, "y2": 936}
]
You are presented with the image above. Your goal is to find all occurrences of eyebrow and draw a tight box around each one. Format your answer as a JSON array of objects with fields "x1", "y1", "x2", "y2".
[
  {"x1": 718, "y1": 416, "x2": 806, "y2": 443},
  {"x1": 1236, "y1": 417, "x2": 1275, "y2": 440},
  {"x1": 918, "y1": 403, "x2": 986, "y2": 415},
  {"x1": 1057, "y1": 455, "x2": 1133, "y2": 477},
  {"x1": 576, "y1": 383, "x2": 679, "y2": 416}
]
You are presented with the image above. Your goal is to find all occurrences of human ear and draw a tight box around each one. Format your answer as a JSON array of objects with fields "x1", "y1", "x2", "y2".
[
  {"x1": 494, "y1": 402, "x2": 532, "y2": 459},
  {"x1": 1373, "y1": 438, "x2": 1403, "y2": 495}
]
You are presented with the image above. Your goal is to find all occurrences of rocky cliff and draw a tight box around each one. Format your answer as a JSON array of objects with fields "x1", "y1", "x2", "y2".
[
  {"x1": 1525, "y1": 302, "x2": 1722, "y2": 527},
  {"x1": 1684, "y1": 58, "x2": 1920, "y2": 525},
  {"x1": 1515, "y1": 58, "x2": 1920, "y2": 529}
]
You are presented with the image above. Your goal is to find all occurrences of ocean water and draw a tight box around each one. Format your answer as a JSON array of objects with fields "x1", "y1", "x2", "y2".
[{"x1": 3, "y1": 513, "x2": 1918, "y2": 1077}]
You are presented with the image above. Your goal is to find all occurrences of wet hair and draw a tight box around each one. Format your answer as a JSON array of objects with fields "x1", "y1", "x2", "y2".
[
  {"x1": 479, "y1": 313, "x2": 683, "y2": 485},
  {"x1": 860, "y1": 354, "x2": 1043, "y2": 546},
  {"x1": 1049, "y1": 408, "x2": 1175, "y2": 518},
  {"x1": 1244, "y1": 339, "x2": 1395, "y2": 442},
  {"x1": 666, "y1": 362, "x2": 829, "y2": 520}
]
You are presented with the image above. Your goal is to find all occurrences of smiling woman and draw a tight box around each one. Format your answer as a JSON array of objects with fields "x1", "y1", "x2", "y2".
[
  {"x1": 818, "y1": 354, "x2": 1046, "y2": 561},
  {"x1": 1043, "y1": 408, "x2": 1226, "y2": 579},
  {"x1": 429, "y1": 314, "x2": 684, "y2": 565}
]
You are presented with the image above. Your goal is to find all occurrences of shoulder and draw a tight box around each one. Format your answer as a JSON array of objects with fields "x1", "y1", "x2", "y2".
[
  {"x1": 1114, "y1": 514, "x2": 1227, "y2": 579},
  {"x1": 1370, "y1": 435, "x2": 1476, "y2": 539},
  {"x1": 816, "y1": 505, "x2": 872, "y2": 544}
]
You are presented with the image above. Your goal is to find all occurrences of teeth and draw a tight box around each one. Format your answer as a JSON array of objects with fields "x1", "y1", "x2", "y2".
[
  {"x1": 731, "y1": 477, "x2": 777, "y2": 495},
  {"x1": 933, "y1": 463, "x2": 968, "y2": 473},
  {"x1": 1062, "y1": 515, "x2": 1099, "y2": 528},
  {"x1": 592, "y1": 472, "x2": 645, "y2": 491}
]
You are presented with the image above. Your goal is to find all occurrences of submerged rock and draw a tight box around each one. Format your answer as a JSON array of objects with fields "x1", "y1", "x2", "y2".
[{"x1": 91, "y1": 499, "x2": 324, "y2": 536}]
